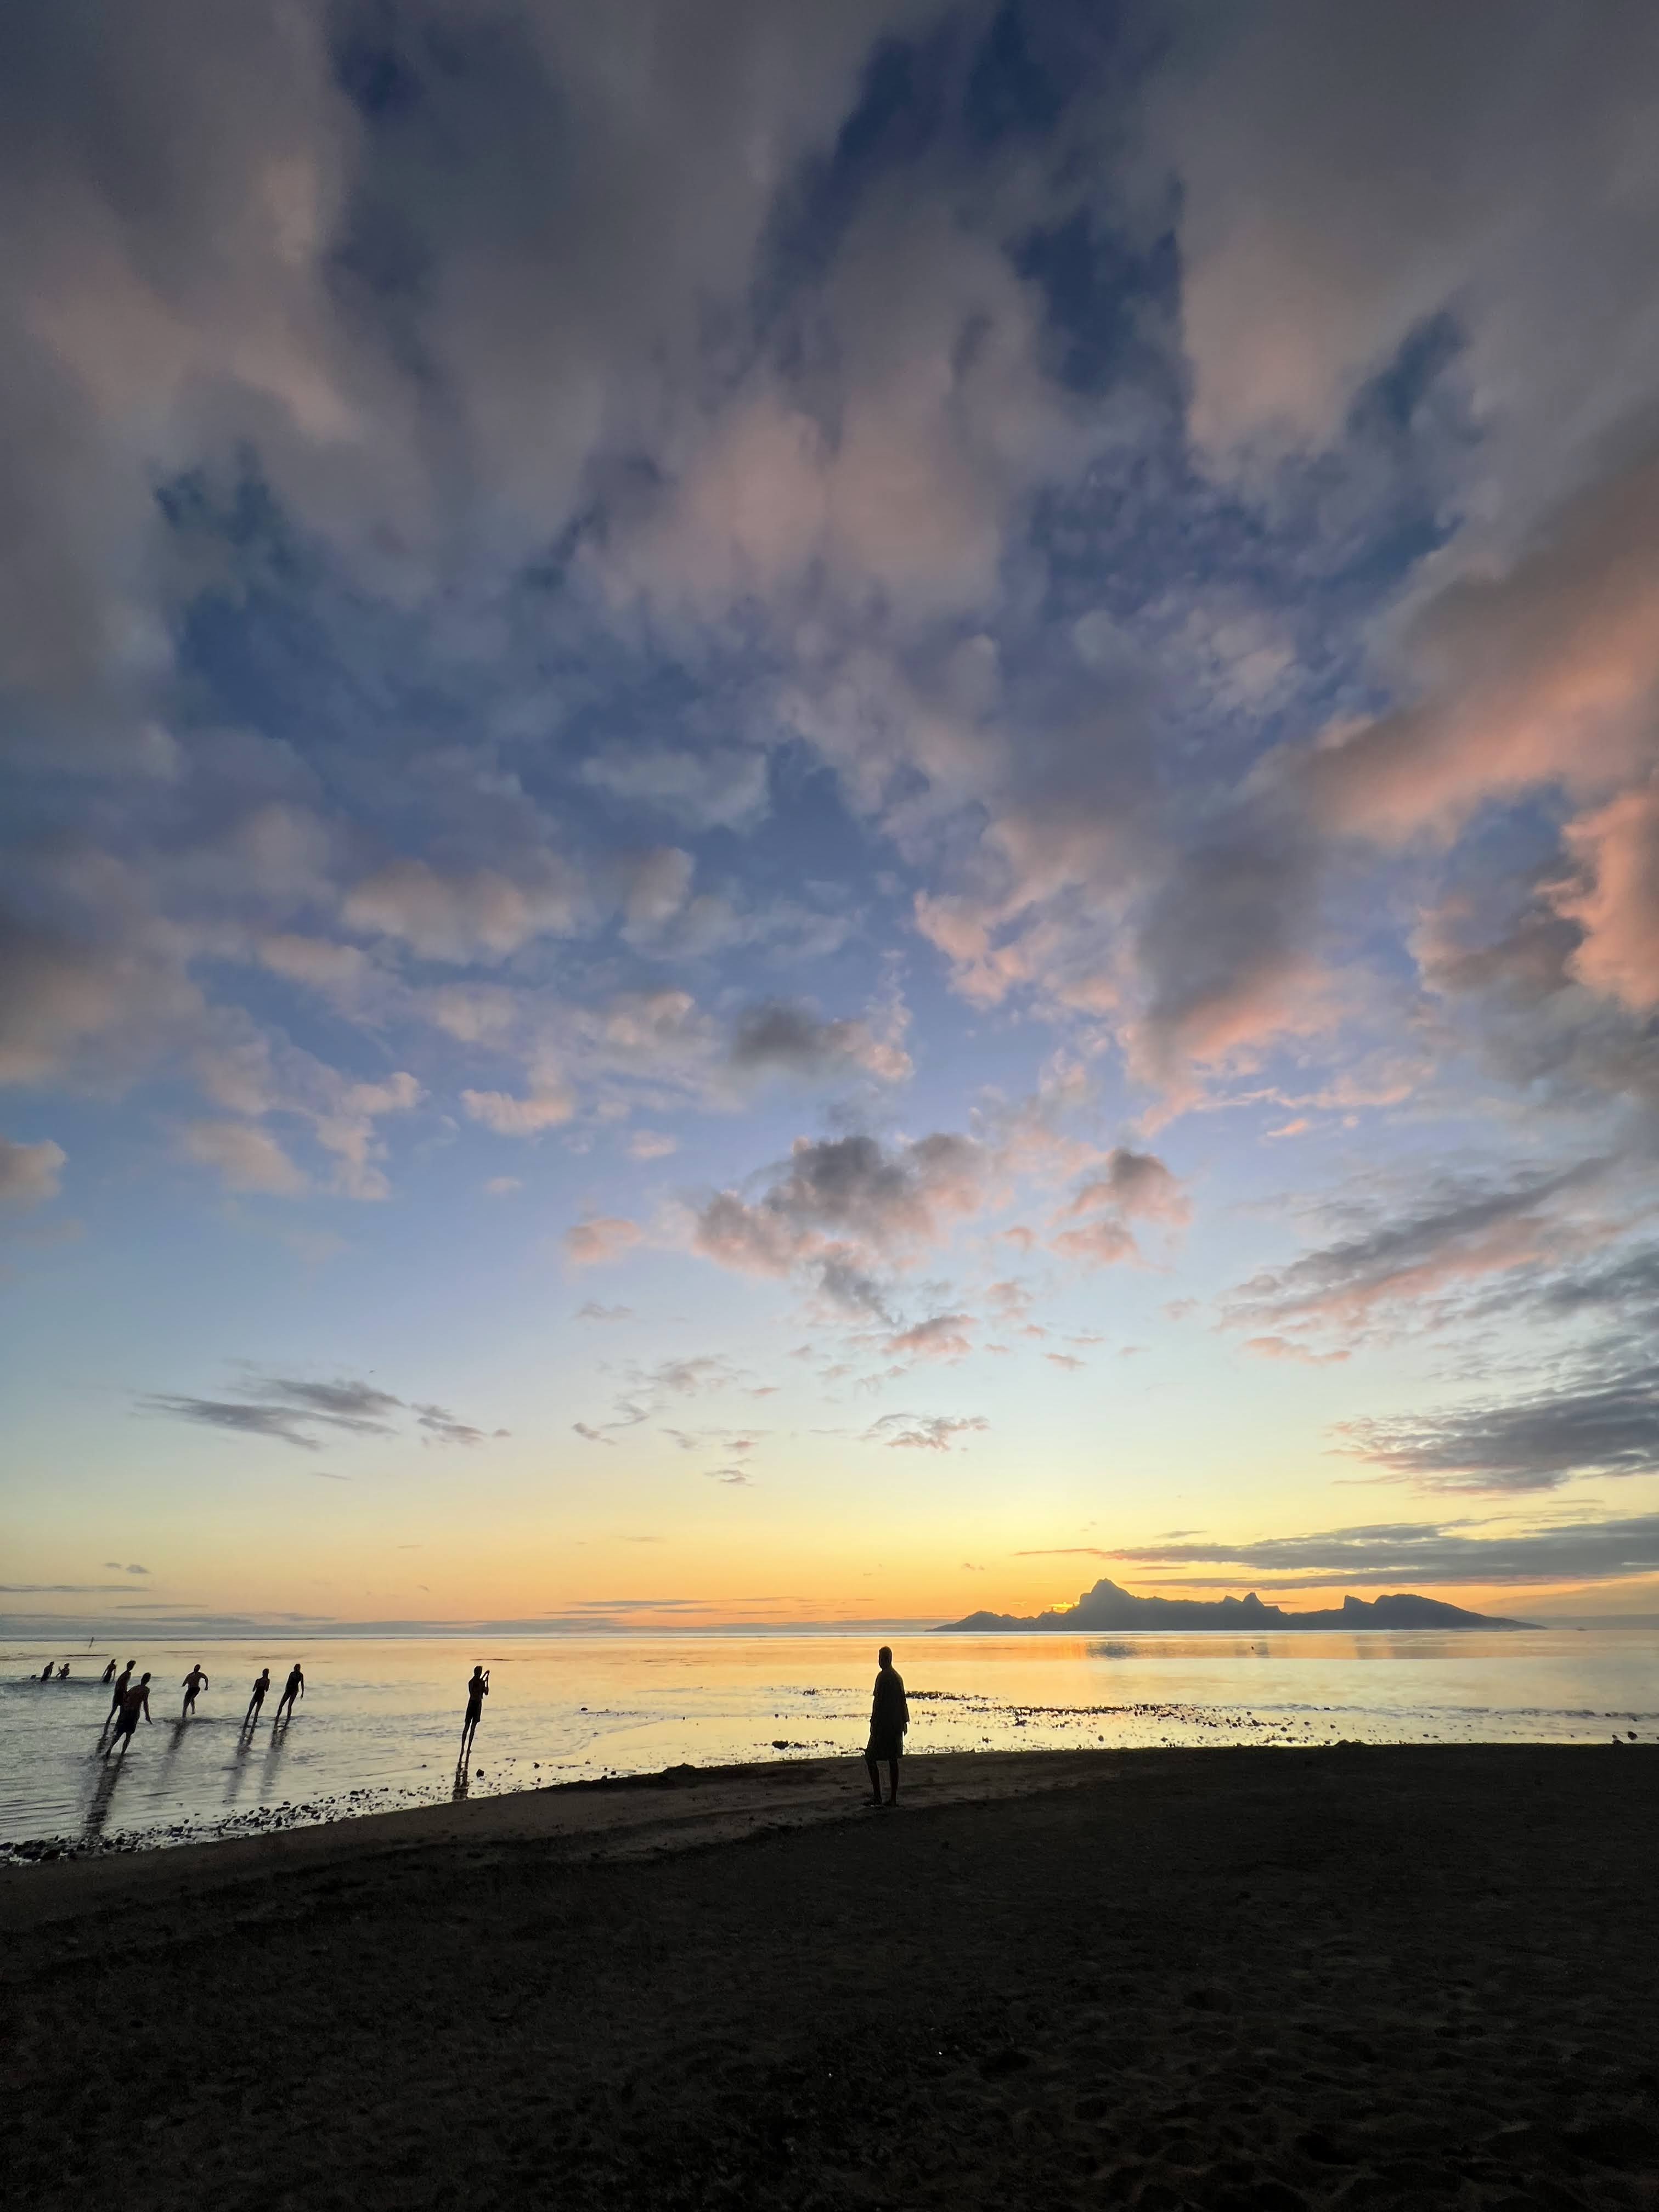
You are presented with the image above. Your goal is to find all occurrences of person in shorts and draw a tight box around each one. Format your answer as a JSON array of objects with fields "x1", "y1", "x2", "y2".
[
  {"x1": 181, "y1": 1663, "x2": 210, "y2": 1718},
  {"x1": 105, "y1": 1661, "x2": 136, "y2": 1730},
  {"x1": 109, "y1": 1672, "x2": 153, "y2": 1755},
  {"x1": 274, "y1": 1662, "x2": 304, "y2": 1723},
  {"x1": 864, "y1": 1645, "x2": 910, "y2": 1807}
]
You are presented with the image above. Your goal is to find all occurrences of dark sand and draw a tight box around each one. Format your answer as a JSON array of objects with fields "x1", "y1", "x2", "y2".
[{"x1": 3, "y1": 1745, "x2": 1656, "y2": 2210}]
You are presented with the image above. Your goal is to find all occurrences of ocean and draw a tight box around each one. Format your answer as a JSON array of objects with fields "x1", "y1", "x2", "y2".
[{"x1": 3, "y1": 1627, "x2": 1655, "y2": 1862}]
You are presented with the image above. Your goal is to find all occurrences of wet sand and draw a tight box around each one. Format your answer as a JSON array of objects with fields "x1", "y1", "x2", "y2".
[{"x1": 3, "y1": 1745, "x2": 1656, "y2": 2209}]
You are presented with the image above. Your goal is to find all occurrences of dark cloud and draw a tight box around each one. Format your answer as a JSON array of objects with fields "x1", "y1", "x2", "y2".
[
  {"x1": 101, "y1": 1562, "x2": 149, "y2": 1576},
  {"x1": 1095, "y1": 1512, "x2": 1659, "y2": 1589},
  {"x1": 413, "y1": 1401, "x2": 506, "y2": 1448},
  {"x1": 1340, "y1": 1357, "x2": 1659, "y2": 1493},
  {"x1": 140, "y1": 1373, "x2": 498, "y2": 1451},
  {"x1": 139, "y1": 1395, "x2": 327, "y2": 1451},
  {"x1": 727, "y1": 1001, "x2": 910, "y2": 1086},
  {"x1": 256, "y1": 1375, "x2": 404, "y2": 1424},
  {"x1": 1225, "y1": 1160, "x2": 1616, "y2": 1344}
]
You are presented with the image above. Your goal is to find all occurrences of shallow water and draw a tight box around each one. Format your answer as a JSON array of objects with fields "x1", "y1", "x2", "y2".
[{"x1": 3, "y1": 1628, "x2": 1655, "y2": 1861}]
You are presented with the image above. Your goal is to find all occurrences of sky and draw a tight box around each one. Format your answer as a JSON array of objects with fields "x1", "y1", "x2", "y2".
[{"x1": 3, "y1": 0, "x2": 1658, "y2": 1636}]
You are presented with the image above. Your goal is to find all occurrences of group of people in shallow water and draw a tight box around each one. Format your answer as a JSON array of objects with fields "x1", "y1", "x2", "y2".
[
  {"x1": 90, "y1": 1656, "x2": 308, "y2": 1756},
  {"x1": 53, "y1": 1646, "x2": 908, "y2": 1787},
  {"x1": 78, "y1": 1656, "x2": 490, "y2": 1762}
]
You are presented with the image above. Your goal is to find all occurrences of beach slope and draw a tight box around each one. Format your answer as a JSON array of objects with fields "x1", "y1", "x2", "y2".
[{"x1": 3, "y1": 1745, "x2": 1656, "y2": 2209}]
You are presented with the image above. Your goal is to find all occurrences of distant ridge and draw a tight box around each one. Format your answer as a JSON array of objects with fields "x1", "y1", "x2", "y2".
[{"x1": 934, "y1": 1576, "x2": 1535, "y2": 1633}]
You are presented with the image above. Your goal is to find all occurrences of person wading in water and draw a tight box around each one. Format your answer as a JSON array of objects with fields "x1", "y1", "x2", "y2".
[{"x1": 864, "y1": 1645, "x2": 910, "y2": 1807}]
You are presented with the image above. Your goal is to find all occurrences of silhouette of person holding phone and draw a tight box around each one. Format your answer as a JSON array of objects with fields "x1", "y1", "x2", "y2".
[
  {"x1": 865, "y1": 1645, "x2": 910, "y2": 1807},
  {"x1": 460, "y1": 1665, "x2": 489, "y2": 1760}
]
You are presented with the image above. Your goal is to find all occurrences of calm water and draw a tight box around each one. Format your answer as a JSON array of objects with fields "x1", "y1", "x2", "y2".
[{"x1": 3, "y1": 1629, "x2": 1655, "y2": 1861}]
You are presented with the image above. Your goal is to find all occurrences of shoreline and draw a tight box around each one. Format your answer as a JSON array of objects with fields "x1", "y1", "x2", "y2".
[{"x1": 0, "y1": 1746, "x2": 1123, "y2": 1925}]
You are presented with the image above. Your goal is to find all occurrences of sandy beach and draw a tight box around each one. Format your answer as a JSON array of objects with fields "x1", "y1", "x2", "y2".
[{"x1": 3, "y1": 1745, "x2": 1656, "y2": 2209}]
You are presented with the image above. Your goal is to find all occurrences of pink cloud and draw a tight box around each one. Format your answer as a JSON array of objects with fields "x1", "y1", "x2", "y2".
[
  {"x1": 1549, "y1": 782, "x2": 1659, "y2": 1014},
  {"x1": 564, "y1": 1216, "x2": 643, "y2": 1268}
]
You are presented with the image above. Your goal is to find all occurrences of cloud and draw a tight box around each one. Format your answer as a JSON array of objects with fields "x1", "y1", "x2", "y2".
[
  {"x1": 101, "y1": 1562, "x2": 149, "y2": 1576},
  {"x1": 255, "y1": 1375, "x2": 402, "y2": 1424},
  {"x1": 728, "y1": 1000, "x2": 912, "y2": 1087},
  {"x1": 1548, "y1": 782, "x2": 1659, "y2": 1015},
  {"x1": 414, "y1": 1401, "x2": 504, "y2": 1448},
  {"x1": 462, "y1": 1086, "x2": 575, "y2": 1136},
  {"x1": 694, "y1": 1130, "x2": 989, "y2": 1291},
  {"x1": 1224, "y1": 1161, "x2": 1617, "y2": 1346},
  {"x1": 1049, "y1": 1144, "x2": 1189, "y2": 1268},
  {"x1": 138, "y1": 1394, "x2": 326, "y2": 1451},
  {"x1": 137, "y1": 1372, "x2": 498, "y2": 1454},
  {"x1": 572, "y1": 1421, "x2": 614, "y2": 1446},
  {"x1": 0, "y1": 1133, "x2": 65, "y2": 1206},
  {"x1": 626, "y1": 1130, "x2": 678, "y2": 1161},
  {"x1": 703, "y1": 1466, "x2": 753, "y2": 1485},
  {"x1": 863, "y1": 1412, "x2": 988, "y2": 1451},
  {"x1": 179, "y1": 1120, "x2": 309, "y2": 1195},
  {"x1": 1339, "y1": 1356, "x2": 1659, "y2": 1493},
  {"x1": 884, "y1": 1312, "x2": 975, "y2": 1363},
  {"x1": 1102, "y1": 1513, "x2": 1659, "y2": 1590},
  {"x1": 580, "y1": 745, "x2": 770, "y2": 832},
  {"x1": 483, "y1": 1176, "x2": 523, "y2": 1195},
  {"x1": 342, "y1": 857, "x2": 586, "y2": 963},
  {"x1": 576, "y1": 1300, "x2": 634, "y2": 1322},
  {"x1": 564, "y1": 1215, "x2": 643, "y2": 1268}
]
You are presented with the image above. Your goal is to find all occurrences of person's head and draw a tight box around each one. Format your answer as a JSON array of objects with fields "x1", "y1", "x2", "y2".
[
  {"x1": 139, "y1": 1672, "x2": 151, "y2": 1685},
  {"x1": 125, "y1": 1658, "x2": 135, "y2": 1668},
  {"x1": 878, "y1": 1645, "x2": 893, "y2": 1668}
]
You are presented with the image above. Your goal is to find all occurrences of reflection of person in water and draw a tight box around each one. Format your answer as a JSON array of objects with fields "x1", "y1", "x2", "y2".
[
  {"x1": 864, "y1": 1645, "x2": 910, "y2": 1808},
  {"x1": 460, "y1": 1666, "x2": 489, "y2": 1760},
  {"x1": 109, "y1": 1672, "x2": 153, "y2": 1755},
  {"x1": 244, "y1": 1668, "x2": 271, "y2": 1728},
  {"x1": 181, "y1": 1663, "x2": 210, "y2": 1718},
  {"x1": 106, "y1": 1661, "x2": 136, "y2": 1728},
  {"x1": 274, "y1": 1663, "x2": 304, "y2": 1722}
]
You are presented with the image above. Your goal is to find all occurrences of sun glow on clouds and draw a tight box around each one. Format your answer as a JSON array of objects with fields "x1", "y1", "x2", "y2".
[{"x1": 4, "y1": 2, "x2": 1659, "y2": 1627}]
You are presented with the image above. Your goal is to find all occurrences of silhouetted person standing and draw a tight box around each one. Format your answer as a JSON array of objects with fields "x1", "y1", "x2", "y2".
[
  {"x1": 460, "y1": 1665, "x2": 489, "y2": 1760},
  {"x1": 274, "y1": 1663, "x2": 304, "y2": 1723},
  {"x1": 109, "y1": 1672, "x2": 153, "y2": 1755},
  {"x1": 181, "y1": 1663, "x2": 210, "y2": 1718},
  {"x1": 100, "y1": 1658, "x2": 117, "y2": 1685},
  {"x1": 106, "y1": 1660, "x2": 136, "y2": 1728},
  {"x1": 865, "y1": 1645, "x2": 910, "y2": 1807},
  {"x1": 244, "y1": 1667, "x2": 271, "y2": 1728}
]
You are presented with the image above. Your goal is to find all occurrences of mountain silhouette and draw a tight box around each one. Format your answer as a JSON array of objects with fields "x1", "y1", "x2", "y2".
[{"x1": 935, "y1": 1577, "x2": 1535, "y2": 1633}]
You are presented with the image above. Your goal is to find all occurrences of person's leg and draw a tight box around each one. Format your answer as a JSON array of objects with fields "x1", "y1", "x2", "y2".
[
  {"x1": 886, "y1": 1759, "x2": 899, "y2": 1804},
  {"x1": 864, "y1": 1752, "x2": 883, "y2": 1804}
]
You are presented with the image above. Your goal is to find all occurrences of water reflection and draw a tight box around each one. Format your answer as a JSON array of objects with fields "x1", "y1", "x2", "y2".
[{"x1": 82, "y1": 1756, "x2": 123, "y2": 1845}]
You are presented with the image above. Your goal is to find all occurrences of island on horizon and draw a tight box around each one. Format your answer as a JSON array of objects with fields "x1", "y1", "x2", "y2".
[{"x1": 934, "y1": 1576, "x2": 1536, "y2": 1633}]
